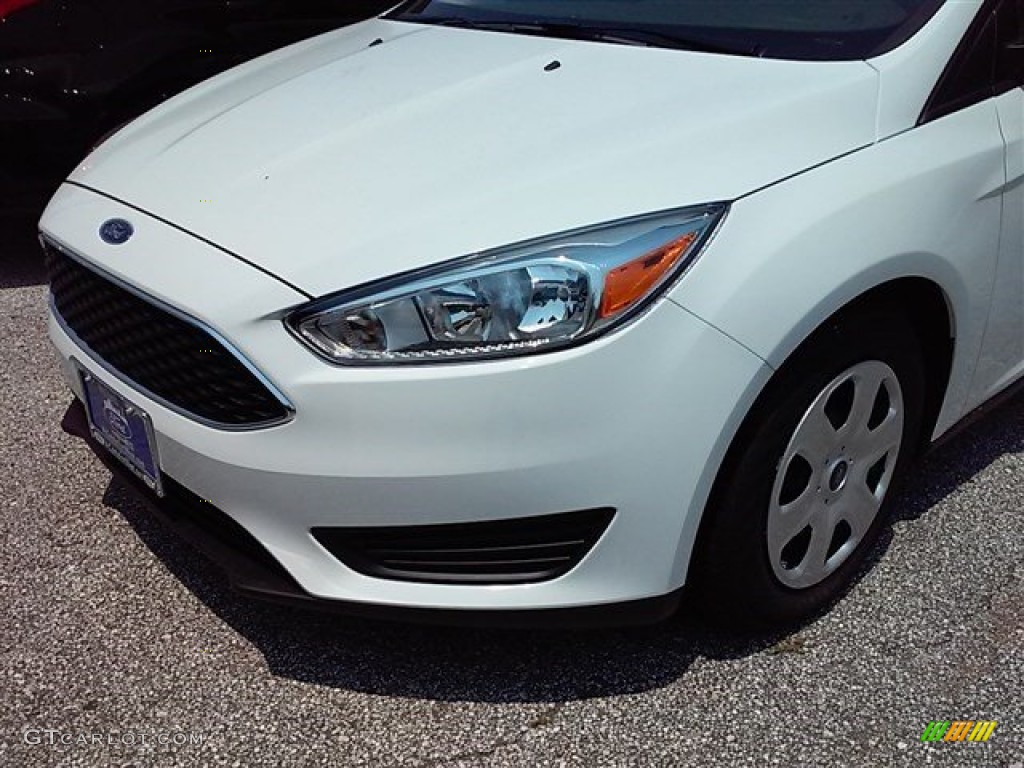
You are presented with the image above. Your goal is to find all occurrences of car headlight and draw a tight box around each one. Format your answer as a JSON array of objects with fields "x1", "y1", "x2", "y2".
[{"x1": 287, "y1": 204, "x2": 727, "y2": 364}]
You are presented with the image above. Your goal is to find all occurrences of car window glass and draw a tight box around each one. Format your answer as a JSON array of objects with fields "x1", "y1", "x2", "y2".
[
  {"x1": 921, "y1": 3, "x2": 997, "y2": 123},
  {"x1": 995, "y1": 0, "x2": 1024, "y2": 85},
  {"x1": 388, "y1": 0, "x2": 946, "y2": 61}
]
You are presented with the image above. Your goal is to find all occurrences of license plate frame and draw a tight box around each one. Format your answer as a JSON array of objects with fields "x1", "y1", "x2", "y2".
[{"x1": 76, "y1": 362, "x2": 164, "y2": 497}]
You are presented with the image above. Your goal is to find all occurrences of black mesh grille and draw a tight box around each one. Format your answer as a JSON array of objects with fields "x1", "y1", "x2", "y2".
[
  {"x1": 313, "y1": 508, "x2": 616, "y2": 585},
  {"x1": 44, "y1": 241, "x2": 290, "y2": 428}
]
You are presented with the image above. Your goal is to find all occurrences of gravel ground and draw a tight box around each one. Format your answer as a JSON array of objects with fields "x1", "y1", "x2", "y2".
[{"x1": 1, "y1": 221, "x2": 1021, "y2": 768}]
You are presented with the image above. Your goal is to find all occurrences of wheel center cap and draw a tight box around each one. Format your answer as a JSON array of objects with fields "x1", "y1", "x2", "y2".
[{"x1": 828, "y1": 460, "x2": 849, "y2": 493}]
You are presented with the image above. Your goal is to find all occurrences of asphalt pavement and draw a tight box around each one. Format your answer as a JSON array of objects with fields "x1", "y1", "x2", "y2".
[{"x1": 1, "y1": 209, "x2": 1021, "y2": 767}]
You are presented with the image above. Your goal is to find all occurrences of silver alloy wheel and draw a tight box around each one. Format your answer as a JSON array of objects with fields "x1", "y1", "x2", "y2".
[{"x1": 767, "y1": 360, "x2": 904, "y2": 589}]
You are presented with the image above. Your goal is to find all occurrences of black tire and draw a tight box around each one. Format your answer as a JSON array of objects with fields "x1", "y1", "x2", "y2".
[{"x1": 690, "y1": 307, "x2": 927, "y2": 628}]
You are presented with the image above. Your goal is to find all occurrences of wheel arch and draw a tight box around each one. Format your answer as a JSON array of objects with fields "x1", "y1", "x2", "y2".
[
  {"x1": 808, "y1": 276, "x2": 955, "y2": 455},
  {"x1": 681, "y1": 275, "x2": 955, "y2": 588}
]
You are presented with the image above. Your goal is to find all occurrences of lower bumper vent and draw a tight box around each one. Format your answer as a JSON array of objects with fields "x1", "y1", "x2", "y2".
[{"x1": 312, "y1": 508, "x2": 615, "y2": 585}]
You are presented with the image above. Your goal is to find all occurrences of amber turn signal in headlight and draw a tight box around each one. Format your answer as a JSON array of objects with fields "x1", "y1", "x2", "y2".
[{"x1": 288, "y1": 204, "x2": 727, "y2": 364}]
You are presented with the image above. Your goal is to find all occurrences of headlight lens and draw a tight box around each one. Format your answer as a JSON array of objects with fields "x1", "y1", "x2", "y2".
[{"x1": 288, "y1": 204, "x2": 727, "y2": 364}]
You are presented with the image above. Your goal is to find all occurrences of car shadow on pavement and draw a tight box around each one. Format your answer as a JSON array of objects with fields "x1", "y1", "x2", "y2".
[
  {"x1": 101, "y1": 471, "x2": 748, "y2": 703},
  {"x1": 96, "y1": 389, "x2": 1024, "y2": 704},
  {"x1": 99, "y1": 471, "x2": 794, "y2": 703},
  {"x1": 889, "y1": 387, "x2": 1024, "y2": 525}
]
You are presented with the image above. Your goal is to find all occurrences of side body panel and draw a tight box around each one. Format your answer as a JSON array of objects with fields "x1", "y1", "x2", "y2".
[
  {"x1": 975, "y1": 70, "x2": 1024, "y2": 401},
  {"x1": 670, "y1": 100, "x2": 1008, "y2": 438}
]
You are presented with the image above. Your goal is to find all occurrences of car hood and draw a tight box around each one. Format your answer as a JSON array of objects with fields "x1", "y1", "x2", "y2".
[{"x1": 69, "y1": 18, "x2": 880, "y2": 298}]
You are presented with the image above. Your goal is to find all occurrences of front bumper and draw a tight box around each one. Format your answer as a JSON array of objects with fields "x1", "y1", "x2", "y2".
[
  {"x1": 42, "y1": 183, "x2": 771, "y2": 621},
  {"x1": 61, "y1": 398, "x2": 684, "y2": 628}
]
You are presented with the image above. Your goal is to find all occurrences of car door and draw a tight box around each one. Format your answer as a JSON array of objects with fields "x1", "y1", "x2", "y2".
[
  {"x1": 935, "y1": 0, "x2": 1024, "y2": 408},
  {"x1": 989, "y1": 0, "x2": 1024, "y2": 399}
]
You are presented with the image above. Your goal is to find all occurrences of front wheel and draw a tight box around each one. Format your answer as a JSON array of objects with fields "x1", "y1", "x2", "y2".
[{"x1": 691, "y1": 310, "x2": 926, "y2": 627}]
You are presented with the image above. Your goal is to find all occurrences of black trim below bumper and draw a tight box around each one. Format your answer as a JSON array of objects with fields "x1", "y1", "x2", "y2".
[{"x1": 60, "y1": 399, "x2": 682, "y2": 629}]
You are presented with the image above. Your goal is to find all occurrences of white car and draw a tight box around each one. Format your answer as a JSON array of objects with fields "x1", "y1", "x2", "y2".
[{"x1": 39, "y1": 0, "x2": 1024, "y2": 627}]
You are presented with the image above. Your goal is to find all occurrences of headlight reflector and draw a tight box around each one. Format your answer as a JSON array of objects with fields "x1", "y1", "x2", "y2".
[{"x1": 289, "y1": 204, "x2": 726, "y2": 364}]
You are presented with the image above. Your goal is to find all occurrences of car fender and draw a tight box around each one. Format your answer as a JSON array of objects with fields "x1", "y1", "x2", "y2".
[{"x1": 670, "y1": 98, "x2": 1006, "y2": 441}]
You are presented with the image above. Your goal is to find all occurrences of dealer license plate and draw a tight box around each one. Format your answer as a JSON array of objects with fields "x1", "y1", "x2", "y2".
[{"x1": 78, "y1": 364, "x2": 164, "y2": 497}]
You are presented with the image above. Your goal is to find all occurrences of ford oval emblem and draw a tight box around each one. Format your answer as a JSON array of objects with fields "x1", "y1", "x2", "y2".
[{"x1": 99, "y1": 218, "x2": 134, "y2": 245}]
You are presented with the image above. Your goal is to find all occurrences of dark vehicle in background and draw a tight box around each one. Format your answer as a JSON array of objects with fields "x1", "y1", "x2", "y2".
[{"x1": 0, "y1": 0, "x2": 393, "y2": 210}]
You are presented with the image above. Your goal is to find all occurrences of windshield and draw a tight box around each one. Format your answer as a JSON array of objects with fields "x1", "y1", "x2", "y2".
[{"x1": 387, "y1": 0, "x2": 947, "y2": 61}]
